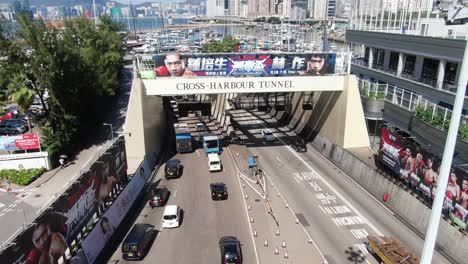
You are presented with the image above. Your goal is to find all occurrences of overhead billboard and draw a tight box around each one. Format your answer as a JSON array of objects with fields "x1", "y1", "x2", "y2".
[
  {"x1": 0, "y1": 134, "x2": 41, "y2": 151},
  {"x1": 153, "y1": 53, "x2": 337, "y2": 77}
]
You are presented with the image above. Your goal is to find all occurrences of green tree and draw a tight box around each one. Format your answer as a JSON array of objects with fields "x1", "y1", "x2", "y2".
[
  {"x1": 7, "y1": 73, "x2": 35, "y2": 132},
  {"x1": 202, "y1": 35, "x2": 240, "y2": 53}
]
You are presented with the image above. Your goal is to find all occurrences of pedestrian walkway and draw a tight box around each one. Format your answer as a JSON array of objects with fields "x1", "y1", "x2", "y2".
[{"x1": 227, "y1": 146, "x2": 325, "y2": 263}]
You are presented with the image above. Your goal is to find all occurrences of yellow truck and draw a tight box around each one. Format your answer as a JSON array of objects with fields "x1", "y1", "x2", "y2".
[{"x1": 366, "y1": 236, "x2": 420, "y2": 264}]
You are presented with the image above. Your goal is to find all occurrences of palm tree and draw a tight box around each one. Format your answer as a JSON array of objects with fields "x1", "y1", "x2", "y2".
[{"x1": 7, "y1": 73, "x2": 35, "y2": 133}]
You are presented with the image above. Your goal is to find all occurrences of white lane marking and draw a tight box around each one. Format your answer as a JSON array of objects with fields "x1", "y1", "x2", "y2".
[
  {"x1": 263, "y1": 119, "x2": 384, "y2": 237},
  {"x1": 266, "y1": 175, "x2": 328, "y2": 262},
  {"x1": 275, "y1": 156, "x2": 281, "y2": 162},
  {"x1": 173, "y1": 190, "x2": 177, "y2": 198},
  {"x1": 0, "y1": 202, "x2": 5, "y2": 209},
  {"x1": 308, "y1": 146, "x2": 395, "y2": 216},
  {"x1": 227, "y1": 147, "x2": 261, "y2": 264},
  {"x1": 196, "y1": 150, "x2": 200, "y2": 157}
]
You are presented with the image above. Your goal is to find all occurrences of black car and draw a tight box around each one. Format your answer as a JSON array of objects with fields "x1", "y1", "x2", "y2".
[
  {"x1": 148, "y1": 187, "x2": 170, "y2": 208},
  {"x1": 165, "y1": 159, "x2": 181, "y2": 179},
  {"x1": 211, "y1": 182, "x2": 228, "y2": 200},
  {"x1": 122, "y1": 224, "x2": 156, "y2": 260},
  {"x1": 219, "y1": 236, "x2": 242, "y2": 264},
  {"x1": 291, "y1": 138, "x2": 307, "y2": 152}
]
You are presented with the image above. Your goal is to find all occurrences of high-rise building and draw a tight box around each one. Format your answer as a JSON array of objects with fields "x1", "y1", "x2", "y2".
[
  {"x1": 282, "y1": 0, "x2": 292, "y2": 17},
  {"x1": 312, "y1": 0, "x2": 336, "y2": 19},
  {"x1": 206, "y1": 0, "x2": 225, "y2": 17}
]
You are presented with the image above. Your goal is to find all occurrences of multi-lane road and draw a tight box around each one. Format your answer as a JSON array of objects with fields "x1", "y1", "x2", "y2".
[{"x1": 107, "y1": 108, "x2": 452, "y2": 264}]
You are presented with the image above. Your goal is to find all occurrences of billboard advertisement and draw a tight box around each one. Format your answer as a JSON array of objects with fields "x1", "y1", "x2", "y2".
[
  {"x1": 0, "y1": 134, "x2": 41, "y2": 151},
  {"x1": 81, "y1": 158, "x2": 152, "y2": 264},
  {"x1": 0, "y1": 139, "x2": 128, "y2": 264},
  {"x1": 153, "y1": 53, "x2": 337, "y2": 78},
  {"x1": 378, "y1": 127, "x2": 468, "y2": 229}
]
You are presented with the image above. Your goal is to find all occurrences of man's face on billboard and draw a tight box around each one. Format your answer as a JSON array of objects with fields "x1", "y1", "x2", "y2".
[
  {"x1": 33, "y1": 223, "x2": 51, "y2": 252},
  {"x1": 462, "y1": 179, "x2": 468, "y2": 192},
  {"x1": 308, "y1": 56, "x2": 325, "y2": 73},
  {"x1": 165, "y1": 54, "x2": 185, "y2": 76}
]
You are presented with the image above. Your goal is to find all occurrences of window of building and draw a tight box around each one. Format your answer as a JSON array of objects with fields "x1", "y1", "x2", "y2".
[
  {"x1": 374, "y1": 49, "x2": 385, "y2": 67},
  {"x1": 403, "y1": 55, "x2": 416, "y2": 74},
  {"x1": 444, "y1": 62, "x2": 458, "y2": 85},
  {"x1": 364, "y1": 47, "x2": 370, "y2": 63},
  {"x1": 389, "y1": 52, "x2": 399, "y2": 70},
  {"x1": 421, "y1": 58, "x2": 438, "y2": 81}
]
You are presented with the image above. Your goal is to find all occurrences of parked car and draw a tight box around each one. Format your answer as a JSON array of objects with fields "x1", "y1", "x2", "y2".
[
  {"x1": 122, "y1": 223, "x2": 156, "y2": 260},
  {"x1": 0, "y1": 122, "x2": 26, "y2": 135},
  {"x1": 261, "y1": 129, "x2": 275, "y2": 141},
  {"x1": 291, "y1": 138, "x2": 307, "y2": 152},
  {"x1": 219, "y1": 236, "x2": 243, "y2": 264},
  {"x1": 2, "y1": 118, "x2": 28, "y2": 127},
  {"x1": 211, "y1": 182, "x2": 228, "y2": 200},
  {"x1": 0, "y1": 111, "x2": 13, "y2": 121},
  {"x1": 148, "y1": 187, "x2": 170, "y2": 208},
  {"x1": 165, "y1": 159, "x2": 182, "y2": 179}
]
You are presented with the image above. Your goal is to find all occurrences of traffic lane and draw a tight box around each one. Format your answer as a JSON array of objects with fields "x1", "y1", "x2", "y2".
[
  {"x1": 0, "y1": 191, "x2": 38, "y2": 243},
  {"x1": 249, "y1": 146, "x2": 379, "y2": 264},
  {"x1": 108, "y1": 165, "x2": 167, "y2": 263},
  {"x1": 140, "y1": 150, "x2": 255, "y2": 263},
  {"x1": 300, "y1": 145, "x2": 452, "y2": 264}
]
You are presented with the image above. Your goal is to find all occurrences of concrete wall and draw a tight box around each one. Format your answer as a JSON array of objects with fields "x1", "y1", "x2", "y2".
[
  {"x1": 310, "y1": 134, "x2": 467, "y2": 264},
  {"x1": 124, "y1": 78, "x2": 166, "y2": 173}
]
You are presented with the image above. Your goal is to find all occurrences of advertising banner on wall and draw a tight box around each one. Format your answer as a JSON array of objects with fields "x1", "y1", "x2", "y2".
[
  {"x1": 0, "y1": 134, "x2": 41, "y2": 151},
  {"x1": 81, "y1": 158, "x2": 152, "y2": 264},
  {"x1": 153, "y1": 53, "x2": 337, "y2": 78},
  {"x1": 378, "y1": 127, "x2": 468, "y2": 229},
  {"x1": 0, "y1": 139, "x2": 128, "y2": 264}
]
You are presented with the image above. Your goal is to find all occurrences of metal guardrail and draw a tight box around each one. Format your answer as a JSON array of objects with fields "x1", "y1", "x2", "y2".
[{"x1": 358, "y1": 79, "x2": 468, "y2": 129}]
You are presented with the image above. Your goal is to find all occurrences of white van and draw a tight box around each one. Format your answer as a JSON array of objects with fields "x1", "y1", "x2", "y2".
[
  {"x1": 208, "y1": 153, "x2": 222, "y2": 172},
  {"x1": 162, "y1": 205, "x2": 181, "y2": 228}
]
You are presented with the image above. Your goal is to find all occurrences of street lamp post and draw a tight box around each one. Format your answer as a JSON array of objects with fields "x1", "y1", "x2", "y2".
[{"x1": 103, "y1": 123, "x2": 114, "y2": 142}]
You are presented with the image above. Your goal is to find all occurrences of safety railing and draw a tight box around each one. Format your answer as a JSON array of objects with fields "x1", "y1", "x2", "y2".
[{"x1": 358, "y1": 78, "x2": 468, "y2": 140}]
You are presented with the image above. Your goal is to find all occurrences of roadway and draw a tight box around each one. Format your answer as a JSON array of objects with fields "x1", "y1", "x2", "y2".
[
  {"x1": 230, "y1": 109, "x2": 452, "y2": 264},
  {"x1": 108, "y1": 122, "x2": 256, "y2": 263}
]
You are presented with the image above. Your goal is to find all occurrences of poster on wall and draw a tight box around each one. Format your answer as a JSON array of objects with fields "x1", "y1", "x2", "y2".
[
  {"x1": 153, "y1": 53, "x2": 337, "y2": 78},
  {"x1": 82, "y1": 158, "x2": 152, "y2": 264},
  {"x1": 378, "y1": 127, "x2": 468, "y2": 229}
]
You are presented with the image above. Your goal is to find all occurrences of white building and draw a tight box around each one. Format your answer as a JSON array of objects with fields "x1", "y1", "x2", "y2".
[{"x1": 206, "y1": 0, "x2": 225, "y2": 17}]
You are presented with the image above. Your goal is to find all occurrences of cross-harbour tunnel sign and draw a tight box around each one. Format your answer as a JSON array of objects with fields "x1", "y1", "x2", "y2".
[{"x1": 143, "y1": 76, "x2": 345, "y2": 95}]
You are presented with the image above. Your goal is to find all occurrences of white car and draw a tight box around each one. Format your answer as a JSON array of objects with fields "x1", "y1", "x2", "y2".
[{"x1": 262, "y1": 129, "x2": 275, "y2": 141}]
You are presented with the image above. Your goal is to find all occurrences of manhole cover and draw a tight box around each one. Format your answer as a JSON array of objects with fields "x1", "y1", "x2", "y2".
[
  {"x1": 34, "y1": 194, "x2": 41, "y2": 197},
  {"x1": 255, "y1": 199, "x2": 261, "y2": 202}
]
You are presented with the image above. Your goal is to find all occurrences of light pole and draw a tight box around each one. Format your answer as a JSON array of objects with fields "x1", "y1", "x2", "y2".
[{"x1": 103, "y1": 123, "x2": 114, "y2": 142}]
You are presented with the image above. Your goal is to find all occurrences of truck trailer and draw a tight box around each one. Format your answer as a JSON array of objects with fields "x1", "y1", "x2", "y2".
[{"x1": 174, "y1": 123, "x2": 193, "y2": 153}]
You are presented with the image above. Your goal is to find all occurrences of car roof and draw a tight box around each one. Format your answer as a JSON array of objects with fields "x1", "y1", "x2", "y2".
[
  {"x1": 219, "y1": 236, "x2": 238, "y2": 245},
  {"x1": 154, "y1": 187, "x2": 167, "y2": 193},
  {"x1": 163, "y1": 205, "x2": 179, "y2": 215},
  {"x1": 124, "y1": 223, "x2": 153, "y2": 243},
  {"x1": 211, "y1": 182, "x2": 225, "y2": 187},
  {"x1": 166, "y1": 159, "x2": 179, "y2": 166}
]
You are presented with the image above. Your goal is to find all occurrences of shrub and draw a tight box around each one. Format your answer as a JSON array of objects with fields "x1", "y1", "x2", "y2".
[{"x1": 0, "y1": 168, "x2": 46, "y2": 186}]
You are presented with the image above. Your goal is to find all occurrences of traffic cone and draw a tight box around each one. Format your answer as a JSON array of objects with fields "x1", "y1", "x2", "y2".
[
  {"x1": 276, "y1": 229, "x2": 280, "y2": 236},
  {"x1": 253, "y1": 230, "x2": 257, "y2": 237},
  {"x1": 274, "y1": 247, "x2": 279, "y2": 255},
  {"x1": 282, "y1": 240, "x2": 286, "y2": 248},
  {"x1": 264, "y1": 240, "x2": 268, "y2": 247},
  {"x1": 284, "y1": 250, "x2": 289, "y2": 259}
]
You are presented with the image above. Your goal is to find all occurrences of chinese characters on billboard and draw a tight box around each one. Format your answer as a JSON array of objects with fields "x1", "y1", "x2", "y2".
[
  {"x1": 0, "y1": 134, "x2": 41, "y2": 151},
  {"x1": 378, "y1": 127, "x2": 468, "y2": 229},
  {"x1": 153, "y1": 53, "x2": 337, "y2": 78}
]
